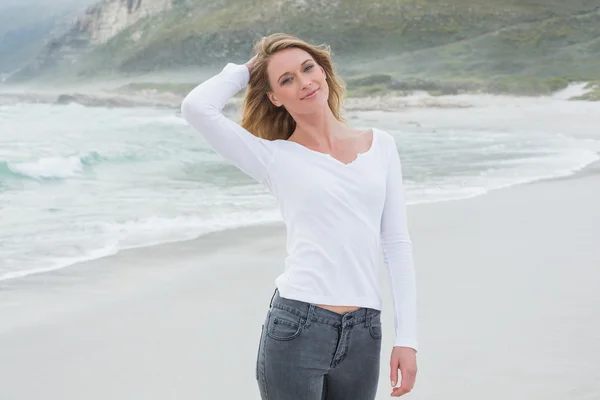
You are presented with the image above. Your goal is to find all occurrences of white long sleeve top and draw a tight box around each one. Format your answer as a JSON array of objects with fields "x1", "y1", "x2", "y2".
[{"x1": 180, "y1": 62, "x2": 418, "y2": 351}]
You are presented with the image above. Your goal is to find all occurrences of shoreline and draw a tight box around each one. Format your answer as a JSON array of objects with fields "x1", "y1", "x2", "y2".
[
  {"x1": 0, "y1": 89, "x2": 474, "y2": 110},
  {"x1": 1, "y1": 76, "x2": 598, "y2": 107},
  {"x1": 1, "y1": 81, "x2": 598, "y2": 111},
  {"x1": 2, "y1": 156, "x2": 597, "y2": 288},
  {"x1": 2, "y1": 152, "x2": 598, "y2": 286}
]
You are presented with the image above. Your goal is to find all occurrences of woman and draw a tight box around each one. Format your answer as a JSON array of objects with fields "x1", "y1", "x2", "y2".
[{"x1": 181, "y1": 33, "x2": 418, "y2": 399}]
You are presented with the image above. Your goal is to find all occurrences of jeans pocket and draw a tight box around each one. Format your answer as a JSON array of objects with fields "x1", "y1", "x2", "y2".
[
  {"x1": 266, "y1": 307, "x2": 304, "y2": 341},
  {"x1": 369, "y1": 313, "x2": 382, "y2": 339}
]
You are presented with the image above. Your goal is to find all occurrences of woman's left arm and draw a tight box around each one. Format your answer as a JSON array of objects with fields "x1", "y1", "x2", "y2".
[{"x1": 379, "y1": 132, "x2": 418, "y2": 397}]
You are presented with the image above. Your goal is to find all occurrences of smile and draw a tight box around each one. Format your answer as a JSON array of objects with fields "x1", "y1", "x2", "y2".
[{"x1": 301, "y1": 88, "x2": 319, "y2": 100}]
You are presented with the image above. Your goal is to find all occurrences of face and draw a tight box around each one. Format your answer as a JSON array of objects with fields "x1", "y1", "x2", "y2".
[{"x1": 266, "y1": 47, "x2": 329, "y2": 114}]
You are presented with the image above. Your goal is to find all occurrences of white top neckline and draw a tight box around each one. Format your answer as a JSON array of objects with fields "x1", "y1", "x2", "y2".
[{"x1": 274, "y1": 128, "x2": 377, "y2": 167}]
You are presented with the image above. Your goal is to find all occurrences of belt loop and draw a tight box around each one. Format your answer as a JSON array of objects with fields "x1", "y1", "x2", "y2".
[
  {"x1": 305, "y1": 304, "x2": 315, "y2": 328},
  {"x1": 365, "y1": 309, "x2": 371, "y2": 328},
  {"x1": 269, "y1": 288, "x2": 277, "y2": 308}
]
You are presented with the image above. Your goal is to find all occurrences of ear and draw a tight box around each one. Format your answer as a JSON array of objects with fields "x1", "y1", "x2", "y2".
[{"x1": 267, "y1": 92, "x2": 283, "y2": 107}]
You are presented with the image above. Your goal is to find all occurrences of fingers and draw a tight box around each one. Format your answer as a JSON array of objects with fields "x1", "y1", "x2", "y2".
[
  {"x1": 391, "y1": 373, "x2": 416, "y2": 397},
  {"x1": 389, "y1": 358, "x2": 399, "y2": 388},
  {"x1": 390, "y1": 363, "x2": 417, "y2": 397},
  {"x1": 392, "y1": 386, "x2": 410, "y2": 397},
  {"x1": 245, "y1": 55, "x2": 259, "y2": 74}
]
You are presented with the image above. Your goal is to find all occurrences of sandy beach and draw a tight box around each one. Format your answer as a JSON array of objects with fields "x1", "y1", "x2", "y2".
[
  {"x1": 1, "y1": 162, "x2": 599, "y2": 399},
  {"x1": 3, "y1": 1, "x2": 600, "y2": 398}
]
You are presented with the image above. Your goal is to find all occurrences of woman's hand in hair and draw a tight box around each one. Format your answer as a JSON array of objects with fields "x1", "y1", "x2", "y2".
[{"x1": 245, "y1": 55, "x2": 259, "y2": 75}]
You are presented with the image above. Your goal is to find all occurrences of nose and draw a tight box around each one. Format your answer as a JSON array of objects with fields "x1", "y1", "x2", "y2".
[{"x1": 299, "y1": 75, "x2": 312, "y2": 89}]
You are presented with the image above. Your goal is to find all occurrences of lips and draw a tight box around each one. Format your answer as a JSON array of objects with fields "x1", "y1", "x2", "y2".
[{"x1": 301, "y1": 88, "x2": 319, "y2": 100}]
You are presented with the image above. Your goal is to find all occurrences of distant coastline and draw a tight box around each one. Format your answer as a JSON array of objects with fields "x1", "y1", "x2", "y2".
[{"x1": 1, "y1": 78, "x2": 598, "y2": 112}]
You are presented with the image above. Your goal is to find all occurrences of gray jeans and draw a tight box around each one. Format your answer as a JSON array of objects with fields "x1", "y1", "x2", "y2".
[{"x1": 256, "y1": 288, "x2": 382, "y2": 400}]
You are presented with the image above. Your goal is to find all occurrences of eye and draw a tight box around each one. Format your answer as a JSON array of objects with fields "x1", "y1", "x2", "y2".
[{"x1": 281, "y1": 65, "x2": 314, "y2": 85}]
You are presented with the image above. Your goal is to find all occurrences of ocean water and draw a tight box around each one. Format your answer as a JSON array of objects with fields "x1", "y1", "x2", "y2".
[{"x1": 1, "y1": 95, "x2": 599, "y2": 281}]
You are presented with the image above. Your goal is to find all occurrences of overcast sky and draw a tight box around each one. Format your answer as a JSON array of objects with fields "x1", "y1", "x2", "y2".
[{"x1": 0, "y1": 0, "x2": 97, "y2": 10}]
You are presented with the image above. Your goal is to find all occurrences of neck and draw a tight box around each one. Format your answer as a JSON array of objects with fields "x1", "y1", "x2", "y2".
[{"x1": 289, "y1": 106, "x2": 346, "y2": 148}]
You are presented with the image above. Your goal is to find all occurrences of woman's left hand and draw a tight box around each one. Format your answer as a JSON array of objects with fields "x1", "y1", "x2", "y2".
[{"x1": 390, "y1": 346, "x2": 417, "y2": 397}]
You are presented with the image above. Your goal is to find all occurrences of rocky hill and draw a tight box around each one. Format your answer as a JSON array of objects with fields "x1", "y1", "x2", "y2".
[
  {"x1": 0, "y1": 0, "x2": 98, "y2": 77},
  {"x1": 5, "y1": 0, "x2": 600, "y2": 89}
]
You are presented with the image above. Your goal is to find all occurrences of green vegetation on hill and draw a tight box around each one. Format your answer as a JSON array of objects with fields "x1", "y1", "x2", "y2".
[
  {"x1": 353, "y1": 7, "x2": 600, "y2": 80},
  {"x1": 7, "y1": 0, "x2": 600, "y2": 100},
  {"x1": 343, "y1": 73, "x2": 573, "y2": 97},
  {"x1": 570, "y1": 82, "x2": 600, "y2": 101},
  {"x1": 93, "y1": 0, "x2": 600, "y2": 74}
]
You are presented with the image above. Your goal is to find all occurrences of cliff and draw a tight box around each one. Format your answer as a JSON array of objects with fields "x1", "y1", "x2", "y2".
[
  {"x1": 9, "y1": 0, "x2": 173, "y2": 80},
  {"x1": 0, "y1": 0, "x2": 97, "y2": 74},
  {"x1": 76, "y1": 0, "x2": 174, "y2": 45},
  {"x1": 6, "y1": 0, "x2": 600, "y2": 84}
]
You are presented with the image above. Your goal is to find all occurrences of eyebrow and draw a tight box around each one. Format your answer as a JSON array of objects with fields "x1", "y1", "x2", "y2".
[{"x1": 278, "y1": 59, "x2": 313, "y2": 82}]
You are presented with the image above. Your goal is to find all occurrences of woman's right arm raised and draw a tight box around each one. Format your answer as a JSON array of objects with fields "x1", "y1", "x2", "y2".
[{"x1": 180, "y1": 57, "x2": 276, "y2": 185}]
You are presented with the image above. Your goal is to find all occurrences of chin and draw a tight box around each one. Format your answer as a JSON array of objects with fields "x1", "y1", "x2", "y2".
[{"x1": 306, "y1": 95, "x2": 328, "y2": 107}]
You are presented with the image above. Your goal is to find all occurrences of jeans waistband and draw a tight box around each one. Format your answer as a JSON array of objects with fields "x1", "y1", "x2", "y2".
[{"x1": 268, "y1": 288, "x2": 380, "y2": 328}]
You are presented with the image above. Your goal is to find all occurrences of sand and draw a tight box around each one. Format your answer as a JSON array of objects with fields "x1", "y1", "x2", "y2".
[{"x1": 1, "y1": 166, "x2": 599, "y2": 399}]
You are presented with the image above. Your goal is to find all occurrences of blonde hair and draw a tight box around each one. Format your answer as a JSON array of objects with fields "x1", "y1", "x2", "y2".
[{"x1": 240, "y1": 33, "x2": 347, "y2": 141}]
